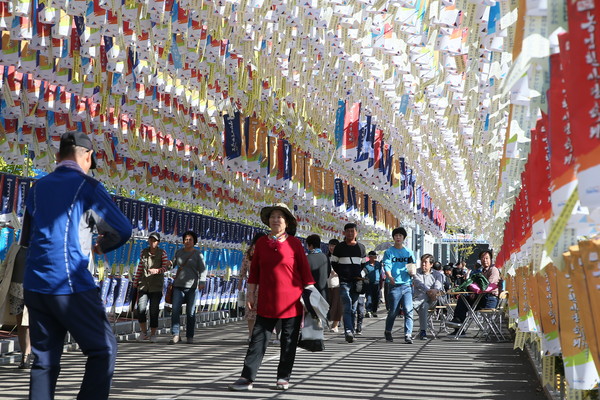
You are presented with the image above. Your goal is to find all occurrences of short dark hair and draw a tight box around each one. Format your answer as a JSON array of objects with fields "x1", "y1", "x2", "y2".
[
  {"x1": 421, "y1": 253, "x2": 434, "y2": 264},
  {"x1": 392, "y1": 227, "x2": 407, "y2": 238},
  {"x1": 306, "y1": 234, "x2": 321, "y2": 248},
  {"x1": 368, "y1": 251, "x2": 377, "y2": 256},
  {"x1": 182, "y1": 230, "x2": 198, "y2": 244},
  {"x1": 479, "y1": 250, "x2": 493, "y2": 260},
  {"x1": 344, "y1": 223, "x2": 357, "y2": 231},
  {"x1": 433, "y1": 261, "x2": 442, "y2": 271},
  {"x1": 59, "y1": 143, "x2": 77, "y2": 160},
  {"x1": 443, "y1": 264, "x2": 453, "y2": 271},
  {"x1": 328, "y1": 239, "x2": 340, "y2": 246}
]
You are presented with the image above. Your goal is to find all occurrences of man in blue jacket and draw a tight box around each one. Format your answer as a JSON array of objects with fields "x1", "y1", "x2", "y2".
[
  {"x1": 382, "y1": 227, "x2": 415, "y2": 344},
  {"x1": 22, "y1": 131, "x2": 132, "y2": 400}
]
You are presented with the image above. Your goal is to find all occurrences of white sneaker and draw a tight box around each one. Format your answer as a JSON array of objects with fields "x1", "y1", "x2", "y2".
[
  {"x1": 137, "y1": 332, "x2": 149, "y2": 342},
  {"x1": 149, "y1": 335, "x2": 157, "y2": 343},
  {"x1": 229, "y1": 378, "x2": 253, "y2": 391},
  {"x1": 275, "y1": 379, "x2": 289, "y2": 390}
]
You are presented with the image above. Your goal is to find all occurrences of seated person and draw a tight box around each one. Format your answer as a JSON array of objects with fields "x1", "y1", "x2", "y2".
[
  {"x1": 470, "y1": 260, "x2": 483, "y2": 276},
  {"x1": 452, "y1": 261, "x2": 469, "y2": 286},
  {"x1": 447, "y1": 250, "x2": 499, "y2": 334},
  {"x1": 442, "y1": 265, "x2": 454, "y2": 292},
  {"x1": 413, "y1": 254, "x2": 444, "y2": 340}
]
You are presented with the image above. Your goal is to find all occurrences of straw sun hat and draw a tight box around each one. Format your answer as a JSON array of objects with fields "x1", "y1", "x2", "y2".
[{"x1": 260, "y1": 203, "x2": 297, "y2": 233}]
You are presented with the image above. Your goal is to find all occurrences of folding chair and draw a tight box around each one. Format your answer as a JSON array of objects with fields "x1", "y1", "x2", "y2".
[
  {"x1": 434, "y1": 291, "x2": 456, "y2": 336},
  {"x1": 476, "y1": 291, "x2": 509, "y2": 342},
  {"x1": 425, "y1": 292, "x2": 454, "y2": 338}
]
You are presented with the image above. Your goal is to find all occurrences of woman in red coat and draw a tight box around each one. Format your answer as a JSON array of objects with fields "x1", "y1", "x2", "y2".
[{"x1": 229, "y1": 203, "x2": 315, "y2": 392}]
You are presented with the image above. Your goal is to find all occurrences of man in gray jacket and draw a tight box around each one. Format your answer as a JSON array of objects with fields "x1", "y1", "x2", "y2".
[{"x1": 412, "y1": 254, "x2": 443, "y2": 340}]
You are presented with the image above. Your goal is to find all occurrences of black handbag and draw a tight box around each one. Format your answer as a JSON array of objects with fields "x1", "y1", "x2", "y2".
[{"x1": 352, "y1": 278, "x2": 368, "y2": 295}]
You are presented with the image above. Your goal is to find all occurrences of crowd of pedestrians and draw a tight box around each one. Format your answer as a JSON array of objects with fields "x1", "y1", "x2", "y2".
[
  {"x1": 0, "y1": 131, "x2": 504, "y2": 398},
  {"x1": 228, "y1": 214, "x2": 501, "y2": 391}
]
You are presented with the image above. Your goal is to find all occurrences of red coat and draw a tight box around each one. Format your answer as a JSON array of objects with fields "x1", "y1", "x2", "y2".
[{"x1": 248, "y1": 235, "x2": 315, "y2": 318}]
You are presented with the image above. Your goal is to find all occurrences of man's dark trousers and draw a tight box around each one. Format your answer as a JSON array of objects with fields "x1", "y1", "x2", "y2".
[{"x1": 25, "y1": 288, "x2": 117, "y2": 400}]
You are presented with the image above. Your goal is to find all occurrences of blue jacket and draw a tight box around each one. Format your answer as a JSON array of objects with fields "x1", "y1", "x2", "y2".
[
  {"x1": 382, "y1": 246, "x2": 415, "y2": 285},
  {"x1": 364, "y1": 261, "x2": 382, "y2": 283},
  {"x1": 23, "y1": 166, "x2": 132, "y2": 295}
]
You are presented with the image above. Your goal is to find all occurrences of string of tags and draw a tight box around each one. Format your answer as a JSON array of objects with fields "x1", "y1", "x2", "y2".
[
  {"x1": 540, "y1": 187, "x2": 579, "y2": 270},
  {"x1": 542, "y1": 356, "x2": 556, "y2": 390},
  {"x1": 513, "y1": 330, "x2": 527, "y2": 350}
]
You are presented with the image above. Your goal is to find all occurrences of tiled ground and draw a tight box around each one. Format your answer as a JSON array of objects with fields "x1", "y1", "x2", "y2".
[{"x1": 0, "y1": 316, "x2": 545, "y2": 400}]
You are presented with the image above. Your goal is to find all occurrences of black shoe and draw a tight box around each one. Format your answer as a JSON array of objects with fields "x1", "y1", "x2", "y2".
[
  {"x1": 356, "y1": 328, "x2": 363, "y2": 335},
  {"x1": 384, "y1": 331, "x2": 393, "y2": 342},
  {"x1": 345, "y1": 332, "x2": 354, "y2": 343},
  {"x1": 372, "y1": 313, "x2": 378, "y2": 318},
  {"x1": 419, "y1": 330, "x2": 427, "y2": 340},
  {"x1": 404, "y1": 335, "x2": 413, "y2": 344},
  {"x1": 18, "y1": 354, "x2": 34, "y2": 369}
]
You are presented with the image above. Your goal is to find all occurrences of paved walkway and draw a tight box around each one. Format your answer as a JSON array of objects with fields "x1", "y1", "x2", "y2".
[{"x1": 0, "y1": 316, "x2": 545, "y2": 400}]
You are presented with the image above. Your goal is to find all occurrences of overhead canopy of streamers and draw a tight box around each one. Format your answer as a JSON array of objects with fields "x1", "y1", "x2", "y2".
[{"x1": 0, "y1": 0, "x2": 598, "y2": 246}]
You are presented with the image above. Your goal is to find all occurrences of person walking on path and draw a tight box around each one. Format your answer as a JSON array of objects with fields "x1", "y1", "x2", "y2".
[
  {"x1": 382, "y1": 227, "x2": 416, "y2": 344},
  {"x1": 306, "y1": 234, "x2": 329, "y2": 301},
  {"x1": 229, "y1": 204, "x2": 314, "y2": 391},
  {"x1": 364, "y1": 251, "x2": 384, "y2": 318},
  {"x1": 326, "y1": 239, "x2": 343, "y2": 333},
  {"x1": 330, "y1": 223, "x2": 367, "y2": 344},
  {"x1": 133, "y1": 232, "x2": 170, "y2": 342},
  {"x1": 169, "y1": 231, "x2": 207, "y2": 344},
  {"x1": 237, "y1": 232, "x2": 267, "y2": 341},
  {"x1": 21, "y1": 131, "x2": 132, "y2": 400}
]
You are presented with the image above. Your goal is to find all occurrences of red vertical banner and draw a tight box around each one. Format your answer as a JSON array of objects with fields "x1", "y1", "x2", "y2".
[
  {"x1": 373, "y1": 128, "x2": 383, "y2": 170},
  {"x1": 528, "y1": 117, "x2": 552, "y2": 243},
  {"x1": 565, "y1": 2, "x2": 600, "y2": 207},
  {"x1": 342, "y1": 102, "x2": 360, "y2": 160}
]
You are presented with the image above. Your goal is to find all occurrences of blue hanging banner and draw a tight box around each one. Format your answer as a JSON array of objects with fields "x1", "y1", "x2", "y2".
[
  {"x1": 334, "y1": 178, "x2": 344, "y2": 208},
  {"x1": 223, "y1": 112, "x2": 242, "y2": 160},
  {"x1": 334, "y1": 100, "x2": 346, "y2": 152},
  {"x1": 355, "y1": 116, "x2": 371, "y2": 163}
]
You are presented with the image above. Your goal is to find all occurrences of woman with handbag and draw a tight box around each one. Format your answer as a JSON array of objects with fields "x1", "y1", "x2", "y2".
[
  {"x1": 229, "y1": 203, "x2": 315, "y2": 391},
  {"x1": 133, "y1": 232, "x2": 170, "y2": 342},
  {"x1": 169, "y1": 231, "x2": 207, "y2": 344}
]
